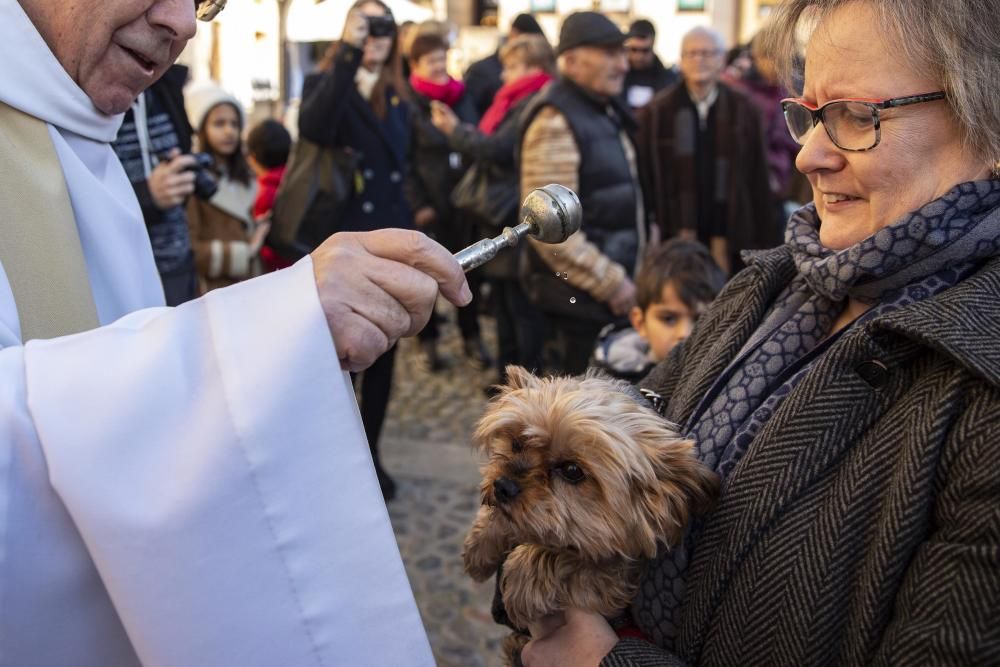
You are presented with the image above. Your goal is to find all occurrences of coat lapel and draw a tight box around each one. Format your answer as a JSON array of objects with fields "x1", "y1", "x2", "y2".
[{"x1": 348, "y1": 88, "x2": 407, "y2": 168}]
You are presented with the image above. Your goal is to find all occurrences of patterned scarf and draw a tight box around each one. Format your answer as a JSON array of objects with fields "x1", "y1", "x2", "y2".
[{"x1": 643, "y1": 178, "x2": 1000, "y2": 650}]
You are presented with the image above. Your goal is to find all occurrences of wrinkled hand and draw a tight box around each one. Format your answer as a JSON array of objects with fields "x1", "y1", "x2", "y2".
[
  {"x1": 147, "y1": 149, "x2": 196, "y2": 210},
  {"x1": 608, "y1": 276, "x2": 637, "y2": 316},
  {"x1": 342, "y1": 7, "x2": 370, "y2": 48},
  {"x1": 522, "y1": 608, "x2": 618, "y2": 667},
  {"x1": 312, "y1": 229, "x2": 472, "y2": 372},
  {"x1": 414, "y1": 206, "x2": 438, "y2": 229},
  {"x1": 430, "y1": 100, "x2": 459, "y2": 136}
]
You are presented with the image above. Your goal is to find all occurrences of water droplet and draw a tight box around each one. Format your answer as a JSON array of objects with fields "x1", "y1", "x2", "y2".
[{"x1": 569, "y1": 297, "x2": 577, "y2": 304}]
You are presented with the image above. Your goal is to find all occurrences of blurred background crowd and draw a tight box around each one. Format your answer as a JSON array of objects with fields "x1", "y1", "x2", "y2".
[{"x1": 116, "y1": 0, "x2": 808, "y2": 506}]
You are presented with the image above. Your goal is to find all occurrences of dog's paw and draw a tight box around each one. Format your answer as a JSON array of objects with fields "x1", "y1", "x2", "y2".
[
  {"x1": 463, "y1": 533, "x2": 501, "y2": 582},
  {"x1": 501, "y1": 545, "x2": 563, "y2": 628}
]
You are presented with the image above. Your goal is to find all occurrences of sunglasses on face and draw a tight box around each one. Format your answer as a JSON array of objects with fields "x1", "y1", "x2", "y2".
[
  {"x1": 195, "y1": 0, "x2": 226, "y2": 21},
  {"x1": 781, "y1": 91, "x2": 945, "y2": 151}
]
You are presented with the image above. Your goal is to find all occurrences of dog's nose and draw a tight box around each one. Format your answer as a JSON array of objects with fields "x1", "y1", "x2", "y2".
[{"x1": 493, "y1": 477, "x2": 521, "y2": 503}]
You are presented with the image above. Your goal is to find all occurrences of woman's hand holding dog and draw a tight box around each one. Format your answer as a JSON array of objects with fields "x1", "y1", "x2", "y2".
[{"x1": 522, "y1": 608, "x2": 618, "y2": 667}]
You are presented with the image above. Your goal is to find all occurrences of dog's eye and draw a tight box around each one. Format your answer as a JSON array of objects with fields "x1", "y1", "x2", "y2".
[
  {"x1": 511, "y1": 439, "x2": 523, "y2": 453},
  {"x1": 556, "y1": 462, "x2": 586, "y2": 484}
]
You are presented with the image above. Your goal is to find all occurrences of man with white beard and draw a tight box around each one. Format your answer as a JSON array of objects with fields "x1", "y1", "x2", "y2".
[{"x1": 0, "y1": 0, "x2": 468, "y2": 664}]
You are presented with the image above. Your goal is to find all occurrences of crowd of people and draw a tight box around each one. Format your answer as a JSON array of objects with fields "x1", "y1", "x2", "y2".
[
  {"x1": 212, "y1": 4, "x2": 801, "y2": 501},
  {"x1": 2, "y1": 0, "x2": 997, "y2": 664},
  {"x1": 111, "y1": 3, "x2": 804, "y2": 503}
]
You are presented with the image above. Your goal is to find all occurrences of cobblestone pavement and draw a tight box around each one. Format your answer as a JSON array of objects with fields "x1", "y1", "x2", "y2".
[{"x1": 377, "y1": 304, "x2": 508, "y2": 667}]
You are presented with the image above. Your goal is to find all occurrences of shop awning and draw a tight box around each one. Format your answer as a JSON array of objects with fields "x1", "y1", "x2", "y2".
[{"x1": 286, "y1": 0, "x2": 434, "y2": 42}]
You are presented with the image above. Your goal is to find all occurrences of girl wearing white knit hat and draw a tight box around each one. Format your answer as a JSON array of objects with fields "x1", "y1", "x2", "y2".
[{"x1": 184, "y1": 82, "x2": 267, "y2": 292}]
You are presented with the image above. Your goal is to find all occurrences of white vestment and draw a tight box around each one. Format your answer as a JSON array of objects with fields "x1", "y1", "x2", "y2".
[{"x1": 0, "y1": 2, "x2": 433, "y2": 664}]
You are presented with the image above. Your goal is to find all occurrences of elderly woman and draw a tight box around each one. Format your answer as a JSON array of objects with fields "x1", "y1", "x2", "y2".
[
  {"x1": 517, "y1": 0, "x2": 1000, "y2": 665},
  {"x1": 430, "y1": 35, "x2": 556, "y2": 384}
]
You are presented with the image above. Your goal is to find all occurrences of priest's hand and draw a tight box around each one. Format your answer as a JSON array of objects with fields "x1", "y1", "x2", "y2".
[
  {"x1": 148, "y1": 149, "x2": 196, "y2": 210},
  {"x1": 312, "y1": 229, "x2": 472, "y2": 372}
]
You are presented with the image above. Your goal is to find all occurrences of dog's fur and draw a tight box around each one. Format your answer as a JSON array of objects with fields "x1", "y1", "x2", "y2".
[{"x1": 464, "y1": 366, "x2": 719, "y2": 661}]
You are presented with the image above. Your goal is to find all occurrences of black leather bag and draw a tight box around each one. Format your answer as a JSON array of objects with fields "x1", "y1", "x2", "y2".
[
  {"x1": 270, "y1": 138, "x2": 358, "y2": 259},
  {"x1": 450, "y1": 160, "x2": 519, "y2": 229}
]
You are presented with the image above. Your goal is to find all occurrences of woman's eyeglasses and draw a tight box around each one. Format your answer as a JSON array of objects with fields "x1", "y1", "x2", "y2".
[
  {"x1": 196, "y1": 0, "x2": 226, "y2": 22},
  {"x1": 780, "y1": 92, "x2": 945, "y2": 152}
]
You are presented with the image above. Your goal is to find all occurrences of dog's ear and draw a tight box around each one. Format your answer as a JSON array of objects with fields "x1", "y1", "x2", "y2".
[
  {"x1": 503, "y1": 365, "x2": 540, "y2": 391},
  {"x1": 640, "y1": 438, "x2": 719, "y2": 548}
]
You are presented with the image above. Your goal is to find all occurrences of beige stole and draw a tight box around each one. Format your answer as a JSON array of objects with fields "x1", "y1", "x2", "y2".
[{"x1": 0, "y1": 101, "x2": 99, "y2": 341}]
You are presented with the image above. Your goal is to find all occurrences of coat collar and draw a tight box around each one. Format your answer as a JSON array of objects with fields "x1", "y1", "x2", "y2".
[
  {"x1": 743, "y1": 245, "x2": 1000, "y2": 388},
  {"x1": 556, "y1": 76, "x2": 638, "y2": 133},
  {"x1": 868, "y1": 255, "x2": 1000, "y2": 388}
]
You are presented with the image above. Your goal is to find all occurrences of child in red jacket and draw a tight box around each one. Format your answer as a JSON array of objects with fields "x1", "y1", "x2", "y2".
[{"x1": 246, "y1": 119, "x2": 292, "y2": 272}]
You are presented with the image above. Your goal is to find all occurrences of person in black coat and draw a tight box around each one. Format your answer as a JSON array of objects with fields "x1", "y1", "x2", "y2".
[
  {"x1": 622, "y1": 19, "x2": 679, "y2": 112},
  {"x1": 298, "y1": 0, "x2": 409, "y2": 501},
  {"x1": 463, "y1": 13, "x2": 546, "y2": 119},
  {"x1": 430, "y1": 35, "x2": 555, "y2": 384},
  {"x1": 406, "y1": 32, "x2": 491, "y2": 366},
  {"x1": 112, "y1": 64, "x2": 199, "y2": 306}
]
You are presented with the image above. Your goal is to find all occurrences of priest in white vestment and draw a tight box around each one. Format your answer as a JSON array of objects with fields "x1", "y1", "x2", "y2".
[{"x1": 0, "y1": 0, "x2": 472, "y2": 664}]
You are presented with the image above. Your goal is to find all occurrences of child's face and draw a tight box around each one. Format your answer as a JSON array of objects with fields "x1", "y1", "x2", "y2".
[
  {"x1": 204, "y1": 103, "x2": 241, "y2": 158},
  {"x1": 630, "y1": 282, "x2": 699, "y2": 362}
]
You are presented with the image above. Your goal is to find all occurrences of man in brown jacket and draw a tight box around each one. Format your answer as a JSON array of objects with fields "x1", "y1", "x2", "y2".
[{"x1": 637, "y1": 27, "x2": 778, "y2": 276}]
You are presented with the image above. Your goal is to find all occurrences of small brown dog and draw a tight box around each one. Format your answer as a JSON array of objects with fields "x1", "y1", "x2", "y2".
[{"x1": 464, "y1": 367, "x2": 718, "y2": 662}]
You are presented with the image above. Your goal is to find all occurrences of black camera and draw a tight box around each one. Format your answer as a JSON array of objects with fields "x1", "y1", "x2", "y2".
[
  {"x1": 186, "y1": 152, "x2": 218, "y2": 201},
  {"x1": 367, "y1": 15, "x2": 396, "y2": 38}
]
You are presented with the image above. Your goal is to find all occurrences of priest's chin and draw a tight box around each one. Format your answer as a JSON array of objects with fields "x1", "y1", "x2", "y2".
[{"x1": 82, "y1": 62, "x2": 171, "y2": 116}]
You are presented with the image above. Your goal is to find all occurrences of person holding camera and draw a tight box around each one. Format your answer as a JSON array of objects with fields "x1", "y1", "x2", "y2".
[
  {"x1": 184, "y1": 82, "x2": 268, "y2": 292},
  {"x1": 299, "y1": 0, "x2": 410, "y2": 501},
  {"x1": 112, "y1": 64, "x2": 200, "y2": 306}
]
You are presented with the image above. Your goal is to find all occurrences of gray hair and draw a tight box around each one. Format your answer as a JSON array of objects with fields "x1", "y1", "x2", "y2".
[
  {"x1": 759, "y1": 0, "x2": 1000, "y2": 168},
  {"x1": 681, "y1": 26, "x2": 726, "y2": 54}
]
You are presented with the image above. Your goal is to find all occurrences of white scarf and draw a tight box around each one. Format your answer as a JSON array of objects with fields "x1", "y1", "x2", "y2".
[
  {"x1": 355, "y1": 65, "x2": 381, "y2": 101},
  {"x1": 0, "y1": 0, "x2": 165, "y2": 331}
]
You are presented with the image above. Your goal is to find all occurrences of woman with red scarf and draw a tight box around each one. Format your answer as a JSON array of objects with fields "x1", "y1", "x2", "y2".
[
  {"x1": 405, "y1": 32, "x2": 491, "y2": 367},
  {"x1": 430, "y1": 35, "x2": 555, "y2": 386}
]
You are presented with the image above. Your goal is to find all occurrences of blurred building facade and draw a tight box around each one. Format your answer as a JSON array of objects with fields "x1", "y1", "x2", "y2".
[{"x1": 178, "y1": 0, "x2": 779, "y2": 120}]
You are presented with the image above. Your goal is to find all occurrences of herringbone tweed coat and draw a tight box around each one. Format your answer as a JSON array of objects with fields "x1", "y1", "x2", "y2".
[{"x1": 602, "y1": 246, "x2": 1000, "y2": 666}]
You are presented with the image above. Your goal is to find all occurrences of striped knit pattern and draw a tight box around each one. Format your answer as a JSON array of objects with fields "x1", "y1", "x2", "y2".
[{"x1": 600, "y1": 243, "x2": 1000, "y2": 666}]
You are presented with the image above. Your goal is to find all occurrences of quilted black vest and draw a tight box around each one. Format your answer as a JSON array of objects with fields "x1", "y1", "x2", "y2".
[{"x1": 518, "y1": 78, "x2": 641, "y2": 322}]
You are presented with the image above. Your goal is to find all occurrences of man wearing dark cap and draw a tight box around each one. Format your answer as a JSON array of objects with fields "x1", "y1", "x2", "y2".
[
  {"x1": 622, "y1": 18, "x2": 679, "y2": 111},
  {"x1": 518, "y1": 11, "x2": 644, "y2": 375},
  {"x1": 464, "y1": 13, "x2": 546, "y2": 118}
]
